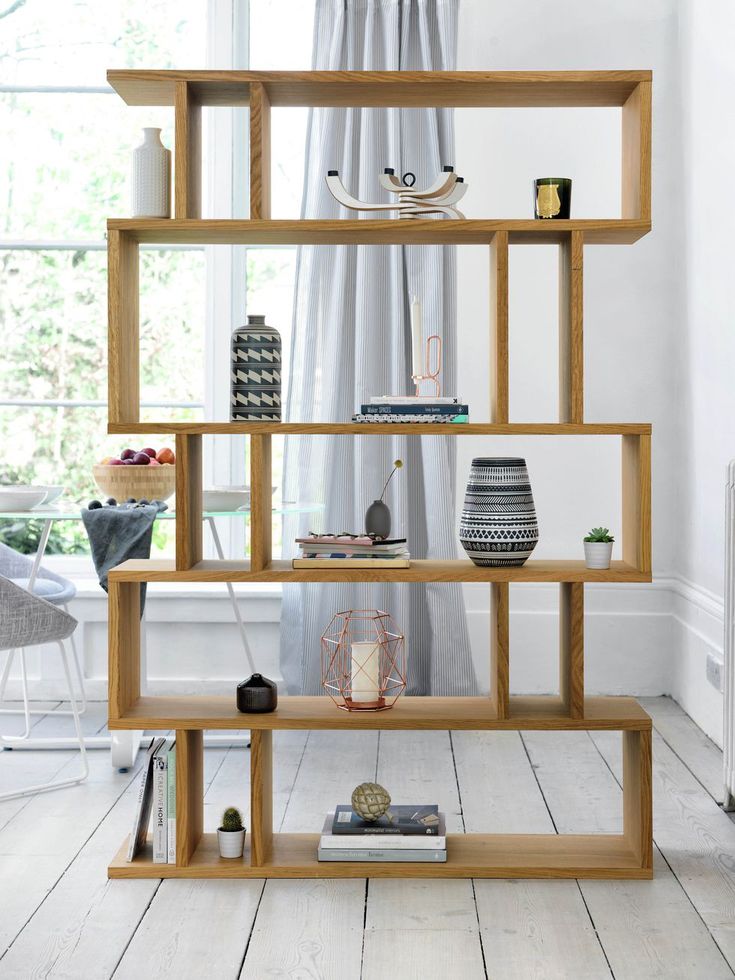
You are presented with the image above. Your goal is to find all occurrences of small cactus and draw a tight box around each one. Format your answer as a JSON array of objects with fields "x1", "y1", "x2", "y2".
[
  {"x1": 221, "y1": 807, "x2": 244, "y2": 832},
  {"x1": 584, "y1": 527, "x2": 614, "y2": 543}
]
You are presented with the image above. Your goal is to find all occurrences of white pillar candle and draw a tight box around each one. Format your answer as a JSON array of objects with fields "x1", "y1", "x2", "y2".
[
  {"x1": 410, "y1": 295, "x2": 423, "y2": 378},
  {"x1": 351, "y1": 641, "x2": 380, "y2": 702}
]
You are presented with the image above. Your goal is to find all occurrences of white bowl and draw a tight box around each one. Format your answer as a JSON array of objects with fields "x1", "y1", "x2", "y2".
[
  {"x1": 39, "y1": 485, "x2": 64, "y2": 505},
  {"x1": 0, "y1": 487, "x2": 48, "y2": 512},
  {"x1": 203, "y1": 487, "x2": 251, "y2": 512},
  {"x1": 3, "y1": 484, "x2": 64, "y2": 505}
]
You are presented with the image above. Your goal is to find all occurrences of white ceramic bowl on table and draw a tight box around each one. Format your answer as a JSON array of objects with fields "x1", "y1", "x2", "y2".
[
  {"x1": 0, "y1": 487, "x2": 48, "y2": 512},
  {"x1": 202, "y1": 487, "x2": 251, "y2": 512},
  {"x1": 38, "y1": 485, "x2": 65, "y2": 505}
]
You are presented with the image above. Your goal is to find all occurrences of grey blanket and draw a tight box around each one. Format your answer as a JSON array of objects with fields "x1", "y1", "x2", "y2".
[{"x1": 81, "y1": 501, "x2": 167, "y2": 615}]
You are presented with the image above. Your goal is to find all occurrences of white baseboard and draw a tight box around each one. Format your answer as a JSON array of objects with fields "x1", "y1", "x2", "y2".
[{"x1": 667, "y1": 576, "x2": 724, "y2": 746}]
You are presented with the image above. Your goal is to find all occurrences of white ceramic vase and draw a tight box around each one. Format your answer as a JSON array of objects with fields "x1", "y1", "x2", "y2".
[
  {"x1": 217, "y1": 827, "x2": 245, "y2": 858},
  {"x1": 584, "y1": 541, "x2": 613, "y2": 569},
  {"x1": 131, "y1": 128, "x2": 171, "y2": 218}
]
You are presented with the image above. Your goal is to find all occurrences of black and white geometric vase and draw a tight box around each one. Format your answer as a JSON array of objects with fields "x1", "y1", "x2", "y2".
[
  {"x1": 230, "y1": 314, "x2": 282, "y2": 421},
  {"x1": 459, "y1": 457, "x2": 539, "y2": 567}
]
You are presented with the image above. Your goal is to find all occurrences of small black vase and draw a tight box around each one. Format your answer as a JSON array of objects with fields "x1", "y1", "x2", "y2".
[{"x1": 237, "y1": 673, "x2": 278, "y2": 713}]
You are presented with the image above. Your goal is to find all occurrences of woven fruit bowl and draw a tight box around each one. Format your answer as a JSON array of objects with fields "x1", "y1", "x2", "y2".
[{"x1": 92, "y1": 464, "x2": 176, "y2": 502}]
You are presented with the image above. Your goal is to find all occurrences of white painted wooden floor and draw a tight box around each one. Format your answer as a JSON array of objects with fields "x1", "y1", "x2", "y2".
[{"x1": 0, "y1": 696, "x2": 734, "y2": 979}]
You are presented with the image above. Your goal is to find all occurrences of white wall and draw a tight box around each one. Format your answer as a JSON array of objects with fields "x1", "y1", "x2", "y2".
[
  {"x1": 453, "y1": 0, "x2": 733, "y2": 743},
  {"x1": 671, "y1": 0, "x2": 735, "y2": 737}
]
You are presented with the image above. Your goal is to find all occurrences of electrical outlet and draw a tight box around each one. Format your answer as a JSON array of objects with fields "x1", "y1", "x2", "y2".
[{"x1": 706, "y1": 651, "x2": 724, "y2": 693}]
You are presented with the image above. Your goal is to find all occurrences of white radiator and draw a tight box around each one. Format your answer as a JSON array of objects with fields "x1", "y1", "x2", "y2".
[{"x1": 725, "y1": 460, "x2": 735, "y2": 809}]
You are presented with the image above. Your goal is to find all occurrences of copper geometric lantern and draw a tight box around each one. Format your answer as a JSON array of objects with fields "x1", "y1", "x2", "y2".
[{"x1": 321, "y1": 609, "x2": 406, "y2": 711}]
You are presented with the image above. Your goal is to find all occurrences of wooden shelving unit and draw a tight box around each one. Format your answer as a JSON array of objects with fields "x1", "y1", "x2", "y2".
[{"x1": 106, "y1": 69, "x2": 653, "y2": 880}]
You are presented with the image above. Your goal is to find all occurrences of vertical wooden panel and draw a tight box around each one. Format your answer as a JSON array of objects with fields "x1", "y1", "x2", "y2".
[
  {"x1": 558, "y1": 230, "x2": 584, "y2": 424},
  {"x1": 174, "y1": 80, "x2": 202, "y2": 219},
  {"x1": 489, "y1": 231, "x2": 509, "y2": 423},
  {"x1": 622, "y1": 80, "x2": 652, "y2": 222},
  {"x1": 623, "y1": 728, "x2": 653, "y2": 869},
  {"x1": 250, "y1": 434, "x2": 272, "y2": 571},
  {"x1": 622, "y1": 433, "x2": 652, "y2": 574},
  {"x1": 175, "y1": 433, "x2": 203, "y2": 571},
  {"x1": 107, "y1": 230, "x2": 139, "y2": 426},
  {"x1": 491, "y1": 583, "x2": 510, "y2": 719},
  {"x1": 176, "y1": 729, "x2": 204, "y2": 867},
  {"x1": 108, "y1": 580, "x2": 140, "y2": 721},
  {"x1": 250, "y1": 729, "x2": 273, "y2": 866},
  {"x1": 559, "y1": 582, "x2": 584, "y2": 718},
  {"x1": 250, "y1": 81, "x2": 272, "y2": 219}
]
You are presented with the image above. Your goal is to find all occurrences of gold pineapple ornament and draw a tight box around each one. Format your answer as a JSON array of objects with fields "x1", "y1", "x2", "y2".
[{"x1": 351, "y1": 782, "x2": 391, "y2": 821}]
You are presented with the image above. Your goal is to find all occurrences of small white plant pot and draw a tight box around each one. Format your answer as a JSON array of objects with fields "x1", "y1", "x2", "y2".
[
  {"x1": 218, "y1": 828, "x2": 245, "y2": 859},
  {"x1": 584, "y1": 541, "x2": 613, "y2": 569}
]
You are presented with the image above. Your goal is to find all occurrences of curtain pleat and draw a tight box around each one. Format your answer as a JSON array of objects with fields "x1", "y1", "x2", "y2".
[{"x1": 280, "y1": 0, "x2": 477, "y2": 697}]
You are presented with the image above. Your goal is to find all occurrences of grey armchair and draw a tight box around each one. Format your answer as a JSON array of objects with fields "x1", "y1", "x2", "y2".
[
  {"x1": 0, "y1": 542, "x2": 86, "y2": 734},
  {"x1": 0, "y1": 575, "x2": 88, "y2": 801}
]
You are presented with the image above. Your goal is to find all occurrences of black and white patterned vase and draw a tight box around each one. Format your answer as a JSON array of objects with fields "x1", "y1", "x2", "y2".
[
  {"x1": 230, "y1": 314, "x2": 282, "y2": 421},
  {"x1": 459, "y1": 457, "x2": 539, "y2": 567}
]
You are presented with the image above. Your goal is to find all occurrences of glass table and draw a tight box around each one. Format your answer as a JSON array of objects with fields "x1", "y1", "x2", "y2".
[{"x1": 0, "y1": 502, "x2": 320, "y2": 767}]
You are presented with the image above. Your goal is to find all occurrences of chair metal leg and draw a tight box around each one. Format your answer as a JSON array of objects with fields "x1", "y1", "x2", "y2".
[
  {"x1": 0, "y1": 642, "x2": 88, "y2": 801},
  {"x1": 1, "y1": 649, "x2": 32, "y2": 742},
  {"x1": 0, "y1": 632, "x2": 87, "y2": 720}
]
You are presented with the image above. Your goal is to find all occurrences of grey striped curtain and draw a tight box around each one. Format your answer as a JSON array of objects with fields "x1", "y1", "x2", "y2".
[{"x1": 279, "y1": 0, "x2": 477, "y2": 697}]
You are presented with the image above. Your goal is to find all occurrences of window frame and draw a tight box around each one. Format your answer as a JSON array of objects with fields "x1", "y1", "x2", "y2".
[{"x1": 1, "y1": 0, "x2": 304, "y2": 577}]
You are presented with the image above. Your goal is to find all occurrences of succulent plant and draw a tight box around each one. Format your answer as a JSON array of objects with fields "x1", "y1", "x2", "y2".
[
  {"x1": 221, "y1": 806, "x2": 244, "y2": 832},
  {"x1": 584, "y1": 527, "x2": 615, "y2": 543}
]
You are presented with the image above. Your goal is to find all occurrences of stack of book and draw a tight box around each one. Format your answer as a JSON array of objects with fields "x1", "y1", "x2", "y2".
[
  {"x1": 318, "y1": 804, "x2": 446, "y2": 862},
  {"x1": 293, "y1": 534, "x2": 410, "y2": 568},
  {"x1": 353, "y1": 395, "x2": 469, "y2": 424},
  {"x1": 127, "y1": 737, "x2": 177, "y2": 864}
]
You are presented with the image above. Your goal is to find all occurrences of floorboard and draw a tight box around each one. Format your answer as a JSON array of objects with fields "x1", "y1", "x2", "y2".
[
  {"x1": 2, "y1": 698, "x2": 734, "y2": 980},
  {"x1": 641, "y1": 695, "x2": 724, "y2": 802},
  {"x1": 0, "y1": 744, "x2": 228, "y2": 978},
  {"x1": 592, "y1": 728, "x2": 735, "y2": 973},
  {"x1": 361, "y1": 731, "x2": 486, "y2": 979},
  {"x1": 115, "y1": 879, "x2": 262, "y2": 980},
  {"x1": 238, "y1": 731, "x2": 375, "y2": 978},
  {"x1": 525, "y1": 730, "x2": 733, "y2": 980},
  {"x1": 454, "y1": 731, "x2": 611, "y2": 979}
]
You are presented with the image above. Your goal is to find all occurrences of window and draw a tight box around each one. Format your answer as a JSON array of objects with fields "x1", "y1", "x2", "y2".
[{"x1": 0, "y1": 0, "x2": 314, "y2": 558}]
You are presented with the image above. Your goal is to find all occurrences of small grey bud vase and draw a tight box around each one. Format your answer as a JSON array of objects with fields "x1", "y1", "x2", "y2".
[{"x1": 365, "y1": 499, "x2": 391, "y2": 538}]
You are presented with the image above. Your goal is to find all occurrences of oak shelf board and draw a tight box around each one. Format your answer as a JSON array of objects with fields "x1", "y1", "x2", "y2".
[
  {"x1": 107, "y1": 218, "x2": 650, "y2": 246},
  {"x1": 107, "y1": 69, "x2": 650, "y2": 109},
  {"x1": 107, "y1": 694, "x2": 652, "y2": 732},
  {"x1": 106, "y1": 420, "x2": 653, "y2": 436},
  {"x1": 108, "y1": 558, "x2": 651, "y2": 584},
  {"x1": 108, "y1": 831, "x2": 651, "y2": 880}
]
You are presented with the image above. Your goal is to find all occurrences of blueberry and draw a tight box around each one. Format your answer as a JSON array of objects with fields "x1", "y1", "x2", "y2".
[
  {"x1": 126, "y1": 497, "x2": 136, "y2": 503},
  {"x1": 138, "y1": 498, "x2": 149, "y2": 505},
  {"x1": 106, "y1": 497, "x2": 117, "y2": 506},
  {"x1": 88, "y1": 500, "x2": 103, "y2": 509}
]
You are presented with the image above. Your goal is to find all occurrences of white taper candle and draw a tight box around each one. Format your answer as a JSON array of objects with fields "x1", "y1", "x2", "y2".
[
  {"x1": 410, "y1": 295, "x2": 423, "y2": 378},
  {"x1": 351, "y1": 641, "x2": 380, "y2": 702}
]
